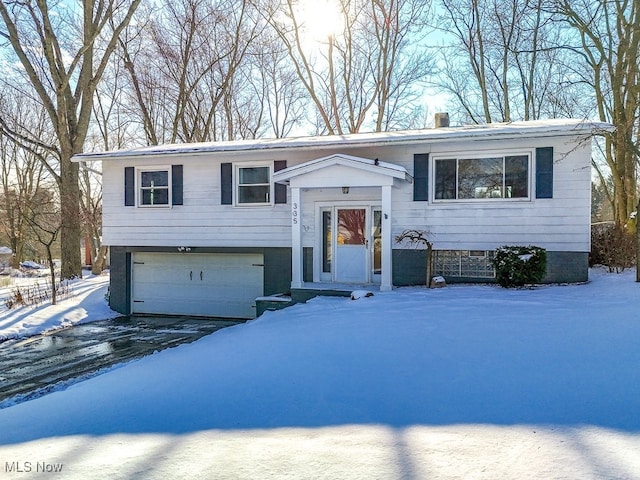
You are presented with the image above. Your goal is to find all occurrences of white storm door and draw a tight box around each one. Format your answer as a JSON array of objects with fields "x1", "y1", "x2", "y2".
[{"x1": 334, "y1": 208, "x2": 368, "y2": 283}]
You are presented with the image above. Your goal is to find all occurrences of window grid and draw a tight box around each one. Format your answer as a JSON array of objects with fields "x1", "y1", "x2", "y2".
[
  {"x1": 434, "y1": 153, "x2": 530, "y2": 201},
  {"x1": 138, "y1": 169, "x2": 170, "y2": 207},
  {"x1": 433, "y1": 250, "x2": 496, "y2": 278},
  {"x1": 236, "y1": 165, "x2": 272, "y2": 205}
]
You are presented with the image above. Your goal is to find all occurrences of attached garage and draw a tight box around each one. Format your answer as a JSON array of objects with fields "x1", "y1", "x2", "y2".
[{"x1": 131, "y1": 252, "x2": 264, "y2": 318}]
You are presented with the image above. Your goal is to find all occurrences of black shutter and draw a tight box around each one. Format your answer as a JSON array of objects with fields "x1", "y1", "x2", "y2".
[
  {"x1": 124, "y1": 167, "x2": 135, "y2": 206},
  {"x1": 274, "y1": 160, "x2": 287, "y2": 204},
  {"x1": 536, "y1": 147, "x2": 553, "y2": 199},
  {"x1": 221, "y1": 162, "x2": 232, "y2": 205},
  {"x1": 172, "y1": 164, "x2": 183, "y2": 205},
  {"x1": 413, "y1": 154, "x2": 429, "y2": 201}
]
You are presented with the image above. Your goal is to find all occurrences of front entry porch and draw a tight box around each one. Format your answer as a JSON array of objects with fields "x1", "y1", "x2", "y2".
[
  {"x1": 255, "y1": 283, "x2": 382, "y2": 316},
  {"x1": 291, "y1": 282, "x2": 381, "y2": 303},
  {"x1": 273, "y1": 154, "x2": 412, "y2": 293}
]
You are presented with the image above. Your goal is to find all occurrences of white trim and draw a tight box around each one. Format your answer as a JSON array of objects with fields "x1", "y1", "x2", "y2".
[
  {"x1": 234, "y1": 162, "x2": 274, "y2": 207},
  {"x1": 136, "y1": 165, "x2": 172, "y2": 208},
  {"x1": 381, "y1": 186, "x2": 393, "y2": 291},
  {"x1": 273, "y1": 153, "x2": 411, "y2": 184},
  {"x1": 315, "y1": 206, "x2": 333, "y2": 283},
  {"x1": 291, "y1": 187, "x2": 303, "y2": 289},
  {"x1": 313, "y1": 202, "x2": 384, "y2": 286},
  {"x1": 431, "y1": 148, "x2": 534, "y2": 203}
]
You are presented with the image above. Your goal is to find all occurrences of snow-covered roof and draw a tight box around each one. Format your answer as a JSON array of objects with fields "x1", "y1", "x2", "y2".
[{"x1": 72, "y1": 119, "x2": 615, "y2": 162}]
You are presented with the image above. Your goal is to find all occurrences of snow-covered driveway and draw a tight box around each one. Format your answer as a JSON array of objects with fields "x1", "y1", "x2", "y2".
[{"x1": 0, "y1": 316, "x2": 242, "y2": 405}]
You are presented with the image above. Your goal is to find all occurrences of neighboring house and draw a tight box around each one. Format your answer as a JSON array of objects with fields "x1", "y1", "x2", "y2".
[{"x1": 73, "y1": 118, "x2": 613, "y2": 319}]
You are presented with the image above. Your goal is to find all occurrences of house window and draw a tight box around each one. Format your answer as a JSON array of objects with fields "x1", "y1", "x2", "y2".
[
  {"x1": 434, "y1": 154, "x2": 529, "y2": 200},
  {"x1": 139, "y1": 169, "x2": 170, "y2": 206},
  {"x1": 237, "y1": 165, "x2": 271, "y2": 205}
]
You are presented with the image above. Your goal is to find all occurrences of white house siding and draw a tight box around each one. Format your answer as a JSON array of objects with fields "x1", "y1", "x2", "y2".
[
  {"x1": 101, "y1": 133, "x2": 591, "y2": 254},
  {"x1": 102, "y1": 156, "x2": 292, "y2": 247},
  {"x1": 415, "y1": 138, "x2": 591, "y2": 253}
]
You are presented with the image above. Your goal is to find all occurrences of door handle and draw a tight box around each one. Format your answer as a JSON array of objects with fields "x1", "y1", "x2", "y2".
[{"x1": 200, "y1": 271, "x2": 203, "y2": 281}]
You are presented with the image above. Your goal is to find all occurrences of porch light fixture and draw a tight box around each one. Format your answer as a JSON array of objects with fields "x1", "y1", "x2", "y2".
[
  {"x1": 342, "y1": 186, "x2": 349, "y2": 194},
  {"x1": 177, "y1": 246, "x2": 191, "y2": 253}
]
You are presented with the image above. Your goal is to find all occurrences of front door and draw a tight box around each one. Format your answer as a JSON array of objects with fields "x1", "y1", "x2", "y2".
[{"x1": 335, "y1": 208, "x2": 368, "y2": 283}]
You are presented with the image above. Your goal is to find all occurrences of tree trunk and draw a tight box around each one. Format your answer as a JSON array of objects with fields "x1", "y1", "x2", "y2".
[
  {"x1": 92, "y1": 245, "x2": 108, "y2": 275},
  {"x1": 9, "y1": 236, "x2": 20, "y2": 269},
  {"x1": 46, "y1": 247, "x2": 57, "y2": 305},
  {"x1": 637, "y1": 197, "x2": 640, "y2": 282},
  {"x1": 59, "y1": 154, "x2": 82, "y2": 279},
  {"x1": 426, "y1": 245, "x2": 433, "y2": 288}
]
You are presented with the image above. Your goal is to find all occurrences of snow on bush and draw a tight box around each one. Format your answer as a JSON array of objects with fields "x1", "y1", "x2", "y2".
[{"x1": 492, "y1": 245, "x2": 546, "y2": 288}]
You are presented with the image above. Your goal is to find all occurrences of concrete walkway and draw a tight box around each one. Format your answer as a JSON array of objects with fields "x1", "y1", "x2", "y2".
[{"x1": 0, "y1": 316, "x2": 243, "y2": 406}]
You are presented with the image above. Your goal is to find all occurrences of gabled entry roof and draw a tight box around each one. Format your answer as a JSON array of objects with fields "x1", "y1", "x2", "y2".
[{"x1": 272, "y1": 153, "x2": 412, "y2": 185}]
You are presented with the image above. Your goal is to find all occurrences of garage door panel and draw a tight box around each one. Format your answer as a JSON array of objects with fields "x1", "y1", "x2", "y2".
[{"x1": 132, "y1": 253, "x2": 263, "y2": 318}]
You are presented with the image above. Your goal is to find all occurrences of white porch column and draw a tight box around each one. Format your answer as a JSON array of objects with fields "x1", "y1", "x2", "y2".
[
  {"x1": 381, "y1": 185, "x2": 393, "y2": 291},
  {"x1": 291, "y1": 187, "x2": 303, "y2": 289}
]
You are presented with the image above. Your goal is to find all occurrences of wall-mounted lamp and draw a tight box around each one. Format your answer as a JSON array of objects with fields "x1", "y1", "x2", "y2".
[
  {"x1": 342, "y1": 186, "x2": 350, "y2": 194},
  {"x1": 177, "y1": 246, "x2": 192, "y2": 253}
]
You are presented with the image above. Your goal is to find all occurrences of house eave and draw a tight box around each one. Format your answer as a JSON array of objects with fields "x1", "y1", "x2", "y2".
[{"x1": 71, "y1": 119, "x2": 615, "y2": 163}]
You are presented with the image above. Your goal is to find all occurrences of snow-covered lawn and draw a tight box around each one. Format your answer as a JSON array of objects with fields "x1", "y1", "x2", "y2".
[
  {"x1": 0, "y1": 273, "x2": 116, "y2": 341},
  {"x1": 0, "y1": 269, "x2": 639, "y2": 479}
]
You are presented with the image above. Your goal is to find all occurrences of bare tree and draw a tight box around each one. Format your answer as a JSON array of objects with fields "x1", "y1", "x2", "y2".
[
  {"x1": 0, "y1": 0, "x2": 141, "y2": 279},
  {"x1": 0, "y1": 94, "x2": 55, "y2": 268},
  {"x1": 82, "y1": 49, "x2": 142, "y2": 275},
  {"x1": 224, "y1": 29, "x2": 308, "y2": 139},
  {"x1": 546, "y1": 0, "x2": 640, "y2": 227},
  {"x1": 267, "y1": 0, "x2": 434, "y2": 134},
  {"x1": 22, "y1": 185, "x2": 62, "y2": 304},
  {"x1": 0, "y1": 137, "x2": 45, "y2": 268},
  {"x1": 257, "y1": 44, "x2": 308, "y2": 138},
  {"x1": 437, "y1": 0, "x2": 576, "y2": 124},
  {"x1": 119, "y1": 0, "x2": 264, "y2": 144},
  {"x1": 79, "y1": 163, "x2": 107, "y2": 275}
]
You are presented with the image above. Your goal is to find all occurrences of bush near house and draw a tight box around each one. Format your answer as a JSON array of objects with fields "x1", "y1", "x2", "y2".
[
  {"x1": 492, "y1": 246, "x2": 547, "y2": 288},
  {"x1": 590, "y1": 222, "x2": 636, "y2": 272}
]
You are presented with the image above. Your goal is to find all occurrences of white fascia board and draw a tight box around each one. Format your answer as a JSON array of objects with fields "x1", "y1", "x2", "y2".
[{"x1": 273, "y1": 153, "x2": 410, "y2": 184}]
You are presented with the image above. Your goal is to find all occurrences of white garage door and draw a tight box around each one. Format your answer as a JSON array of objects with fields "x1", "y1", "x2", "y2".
[{"x1": 132, "y1": 253, "x2": 264, "y2": 318}]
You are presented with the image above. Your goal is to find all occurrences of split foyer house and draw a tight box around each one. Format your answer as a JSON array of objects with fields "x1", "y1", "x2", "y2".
[{"x1": 73, "y1": 118, "x2": 613, "y2": 319}]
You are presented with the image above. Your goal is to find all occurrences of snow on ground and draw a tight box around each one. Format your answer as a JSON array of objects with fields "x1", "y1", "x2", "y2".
[
  {"x1": 0, "y1": 273, "x2": 116, "y2": 341},
  {"x1": 0, "y1": 268, "x2": 639, "y2": 479}
]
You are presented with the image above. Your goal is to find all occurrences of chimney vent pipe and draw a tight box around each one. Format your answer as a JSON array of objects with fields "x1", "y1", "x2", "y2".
[{"x1": 434, "y1": 112, "x2": 450, "y2": 128}]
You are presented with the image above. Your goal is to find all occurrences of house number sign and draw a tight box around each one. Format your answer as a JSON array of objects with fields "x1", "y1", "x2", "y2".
[{"x1": 292, "y1": 202, "x2": 299, "y2": 224}]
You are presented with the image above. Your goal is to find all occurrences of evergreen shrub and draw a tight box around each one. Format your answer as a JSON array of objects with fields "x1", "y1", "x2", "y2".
[{"x1": 492, "y1": 245, "x2": 547, "y2": 288}]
